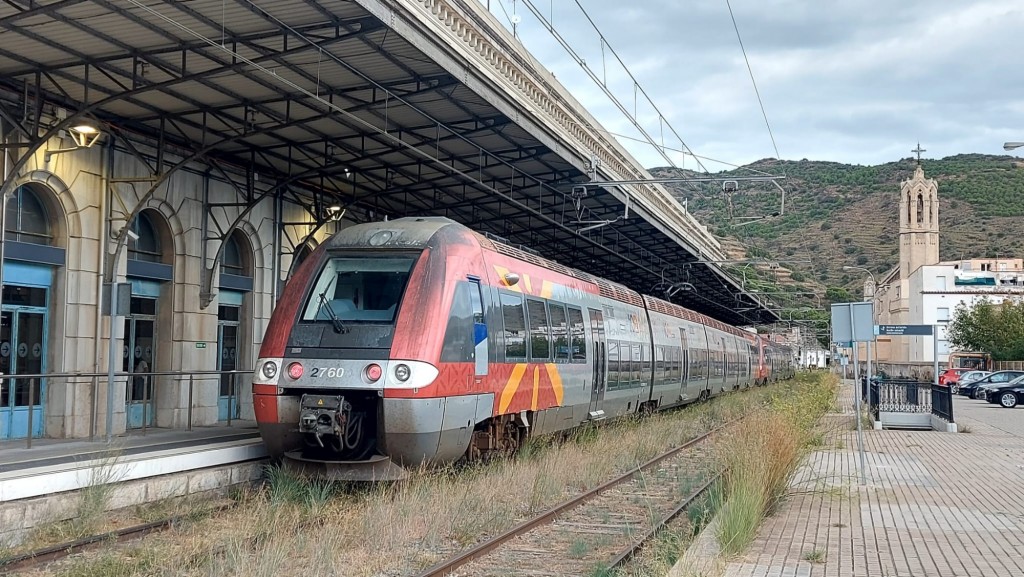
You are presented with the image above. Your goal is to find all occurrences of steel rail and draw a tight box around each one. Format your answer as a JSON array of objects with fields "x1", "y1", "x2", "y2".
[
  {"x1": 413, "y1": 418, "x2": 738, "y2": 577},
  {"x1": 603, "y1": 472, "x2": 722, "y2": 570},
  {"x1": 0, "y1": 503, "x2": 234, "y2": 574}
]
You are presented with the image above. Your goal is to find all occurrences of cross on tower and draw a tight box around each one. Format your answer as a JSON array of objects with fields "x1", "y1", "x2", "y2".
[{"x1": 912, "y1": 142, "x2": 926, "y2": 163}]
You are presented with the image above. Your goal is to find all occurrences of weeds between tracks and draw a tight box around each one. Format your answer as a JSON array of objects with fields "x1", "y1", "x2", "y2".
[{"x1": 36, "y1": 386, "x2": 778, "y2": 577}]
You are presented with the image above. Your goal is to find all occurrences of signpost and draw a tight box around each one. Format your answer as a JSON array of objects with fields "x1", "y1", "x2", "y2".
[
  {"x1": 875, "y1": 324, "x2": 939, "y2": 386},
  {"x1": 831, "y1": 302, "x2": 874, "y2": 485}
]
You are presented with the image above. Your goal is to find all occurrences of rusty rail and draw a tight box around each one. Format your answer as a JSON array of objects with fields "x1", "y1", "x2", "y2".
[{"x1": 413, "y1": 418, "x2": 737, "y2": 577}]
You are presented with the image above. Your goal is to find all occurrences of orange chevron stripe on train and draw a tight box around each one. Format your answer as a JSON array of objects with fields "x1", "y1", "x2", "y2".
[{"x1": 252, "y1": 217, "x2": 795, "y2": 480}]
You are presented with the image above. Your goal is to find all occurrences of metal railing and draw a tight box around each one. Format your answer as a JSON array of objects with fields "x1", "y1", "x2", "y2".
[
  {"x1": 0, "y1": 369, "x2": 253, "y2": 449},
  {"x1": 864, "y1": 378, "x2": 955, "y2": 424}
]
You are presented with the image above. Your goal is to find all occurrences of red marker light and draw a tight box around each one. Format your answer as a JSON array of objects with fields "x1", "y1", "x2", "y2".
[
  {"x1": 366, "y1": 363, "x2": 382, "y2": 382},
  {"x1": 287, "y1": 362, "x2": 304, "y2": 380}
]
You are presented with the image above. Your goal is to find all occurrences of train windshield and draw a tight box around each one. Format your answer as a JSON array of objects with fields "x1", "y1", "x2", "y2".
[{"x1": 301, "y1": 256, "x2": 416, "y2": 325}]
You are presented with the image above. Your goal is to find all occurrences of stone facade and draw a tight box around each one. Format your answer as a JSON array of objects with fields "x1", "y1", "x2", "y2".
[{"x1": 1, "y1": 134, "x2": 342, "y2": 440}]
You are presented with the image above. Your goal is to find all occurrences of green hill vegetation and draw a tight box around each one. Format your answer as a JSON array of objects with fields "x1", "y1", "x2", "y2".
[{"x1": 651, "y1": 154, "x2": 1024, "y2": 339}]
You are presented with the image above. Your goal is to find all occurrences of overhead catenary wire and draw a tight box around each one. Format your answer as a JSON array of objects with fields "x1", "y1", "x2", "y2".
[
  {"x1": 517, "y1": 0, "x2": 710, "y2": 174},
  {"x1": 725, "y1": 0, "x2": 780, "y2": 160}
]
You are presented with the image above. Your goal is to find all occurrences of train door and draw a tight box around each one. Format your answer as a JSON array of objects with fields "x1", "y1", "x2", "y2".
[
  {"x1": 587, "y1": 308, "x2": 606, "y2": 418},
  {"x1": 470, "y1": 279, "x2": 488, "y2": 377}
]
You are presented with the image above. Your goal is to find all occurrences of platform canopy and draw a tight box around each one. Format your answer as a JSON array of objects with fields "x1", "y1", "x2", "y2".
[{"x1": 0, "y1": 0, "x2": 779, "y2": 326}]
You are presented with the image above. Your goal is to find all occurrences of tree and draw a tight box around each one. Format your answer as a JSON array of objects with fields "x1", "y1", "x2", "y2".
[
  {"x1": 946, "y1": 298, "x2": 1024, "y2": 361},
  {"x1": 825, "y1": 286, "x2": 854, "y2": 304}
]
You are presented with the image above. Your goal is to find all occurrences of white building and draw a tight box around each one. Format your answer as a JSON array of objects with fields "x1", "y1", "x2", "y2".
[
  {"x1": 865, "y1": 162, "x2": 1024, "y2": 374},
  {"x1": 905, "y1": 263, "x2": 1024, "y2": 365}
]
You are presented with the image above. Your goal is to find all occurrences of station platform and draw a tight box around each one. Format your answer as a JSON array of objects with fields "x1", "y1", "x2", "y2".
[
  {"x1": 0, "y1": 423, "x2": 267, "y2": 503},
  {"x1": 705, "y1": 382, "x2": 1024, "y2": 577}
]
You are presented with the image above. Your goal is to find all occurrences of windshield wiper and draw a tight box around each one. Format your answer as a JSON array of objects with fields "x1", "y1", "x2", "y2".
[{"x1": 317, "y1": 291, "x2": 349, "y2": 334}]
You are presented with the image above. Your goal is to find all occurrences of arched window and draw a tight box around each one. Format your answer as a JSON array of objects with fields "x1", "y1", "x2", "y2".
[
  {"x1": 5, "y1": 185, "x2": 52, "y2": 245},
  {"x1": 906, "y1": 192, "x2": 912, "y2": 225},
  {"x1": 128, "y1": 211, "x2": 163, "y2": 263},
  {"x1": 220, "y1": 232, "x2": 249, "y2": 278},
  {"x1": 916, "y1": 193, "x2": 924, "y2": 224}
]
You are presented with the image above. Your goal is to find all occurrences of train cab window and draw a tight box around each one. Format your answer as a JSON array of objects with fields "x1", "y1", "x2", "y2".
[
  {"x1": 549, "y1": 303, "x2": 569, "y2": 362},
  {"x1": 302, "y1": 256, "x2": 415, "y2": 323},
  {"x1": 527, "y1": 299, "x2": 551, "y2": 361},
  {"x1": 500, "y1": 293, "x2": 527, "y2": 360},
  {"x1": 567, "y1": 307, "x2": 586, "y2": 362}
]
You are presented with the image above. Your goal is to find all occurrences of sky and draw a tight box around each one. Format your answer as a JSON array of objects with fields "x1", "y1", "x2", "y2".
[{"x1": 481, "y1": 0, "x2": 1024, "y2": 171}]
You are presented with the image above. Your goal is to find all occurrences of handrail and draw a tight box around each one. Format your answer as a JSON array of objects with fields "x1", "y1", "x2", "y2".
[{"x1": 0, "y1": 369, "x2": 256, "y2": 450}]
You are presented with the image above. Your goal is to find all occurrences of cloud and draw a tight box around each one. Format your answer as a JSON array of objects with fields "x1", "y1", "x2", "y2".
[{"x1": 486, "y1": 0, "x2": 1024, "y2": 167}]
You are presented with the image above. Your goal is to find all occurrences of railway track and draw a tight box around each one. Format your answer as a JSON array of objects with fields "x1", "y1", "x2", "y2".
[
  {"x1": 414, "y1": 421, "x2": 733, "y2": 577},
  {"x1": 0, "y1": 503, "x2": 234, "y2": 574}
]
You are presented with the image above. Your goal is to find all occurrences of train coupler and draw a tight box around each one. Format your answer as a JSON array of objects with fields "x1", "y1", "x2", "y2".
[{"x1": 298, "y1": 394, "x2": 351, "y2": 448}]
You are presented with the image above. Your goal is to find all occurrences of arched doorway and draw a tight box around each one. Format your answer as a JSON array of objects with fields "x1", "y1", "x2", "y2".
[
  {"x1": 217, "y1": 230, "x2": 253, "y2": 421},
  {"x1": 124, "y1": 209, "x2": 173, "y2": 429},
  {"x1": 1, "y1": 183, "x2": 66, "y2": 439}
]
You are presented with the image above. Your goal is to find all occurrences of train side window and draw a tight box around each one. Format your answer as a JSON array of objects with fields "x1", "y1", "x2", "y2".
[
  {"x1": 642, "y1": 344, "x2": 651, "y2": 381},
  {"x1": 655, "y1": 346, "x2": 665, "y2": 382},
  {"x1": 631, "y1": 343, "x2": 641, "y2": 387},
  {"x1": 567, "y1": 307, "x2": 586, "y2": 362},
  {"x1": 549, "y1": 303, "x2": 569, "y2": 362},
  {"x1": 607, "y1": 341, "x2": 620, "y2": 390},
  {"x1": 500, "y1": 292, "x2": 527, "y2": 361},
  {"x1": 527, "y1": 299, "x2": 551, "y2": 361},
  {"x1": 440, "y1": 281, "x2": 475, "y2": 363}
]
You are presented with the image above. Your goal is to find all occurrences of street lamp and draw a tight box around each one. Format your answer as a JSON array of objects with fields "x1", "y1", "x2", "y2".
[
  {"x1": 44, "y1": 120, "x2": 103, "y2": 162},
  {"x1": 842, "y1": 265, "x2": 876, "y2": 286},
  {"x1": 1004, "y1": 142, "x2": 1024, "y2": 151}
]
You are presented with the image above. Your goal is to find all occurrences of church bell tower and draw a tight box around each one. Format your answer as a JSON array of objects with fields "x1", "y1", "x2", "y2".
[{"x1": 899, "y1": 144, "x2": 939, "y2": 280}]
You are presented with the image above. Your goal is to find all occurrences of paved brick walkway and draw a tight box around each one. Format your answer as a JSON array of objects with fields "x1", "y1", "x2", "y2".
[{"x1": 723, "y1": 382, "x2": 1024, "y2": 577}]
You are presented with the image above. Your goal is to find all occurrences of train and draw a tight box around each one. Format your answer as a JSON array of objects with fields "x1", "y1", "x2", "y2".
[{"x1": 252, "y1": 217, "x2": 795, "y2": 480}]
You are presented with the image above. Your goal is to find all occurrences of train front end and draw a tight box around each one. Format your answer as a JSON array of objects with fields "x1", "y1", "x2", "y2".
[{"x1": 252, "y1": 218, "x2": 470, "y2": 481}]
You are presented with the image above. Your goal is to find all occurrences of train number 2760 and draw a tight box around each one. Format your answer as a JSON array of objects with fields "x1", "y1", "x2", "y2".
[{"x1": 309, "y1": 367, "x2": 345, "y2": 378}]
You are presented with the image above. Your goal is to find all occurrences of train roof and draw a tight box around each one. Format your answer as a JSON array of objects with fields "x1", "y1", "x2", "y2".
[{"x1": 324, "y1": 217, "x2": 756, "y2": 336}]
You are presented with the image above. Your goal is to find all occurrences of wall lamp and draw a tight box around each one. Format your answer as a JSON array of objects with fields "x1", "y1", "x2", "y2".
[{"x1": 45, "y1": 121, "x2": 103, "y2": 162}]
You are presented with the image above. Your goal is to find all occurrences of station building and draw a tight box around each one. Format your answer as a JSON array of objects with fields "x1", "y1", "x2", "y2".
[{"x1": 1, "y1": 132, "x2": 343, "y2": 441}]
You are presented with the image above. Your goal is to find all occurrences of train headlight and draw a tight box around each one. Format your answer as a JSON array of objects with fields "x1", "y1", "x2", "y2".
[
  {"x1": 287, "y1": 362, "x2": 304, "y2": 380},
  {"x1": 394, "y1": 363, "x2": 411, "y2": 382},
  {"x1": 261, "y1": 360, "x2": 279, "y2": 379},
  {"x1": 365, "y1": 363, "x2": 382, "y2": 382}
]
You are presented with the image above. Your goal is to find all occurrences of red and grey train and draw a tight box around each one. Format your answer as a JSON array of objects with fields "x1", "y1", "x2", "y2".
[{"x1": 252, "y1": 217, "x2": 795, "y2": 479}]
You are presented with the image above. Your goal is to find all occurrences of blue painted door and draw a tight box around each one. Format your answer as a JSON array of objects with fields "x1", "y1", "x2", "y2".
[
  {"x1": 0, "y1": 307, "x2": 47, "y2": 439},
  {"x1": 217, "y1": 307, "x2": 240, "y2": 421},
  {"x1": 124, "y1": 297, "x2": 156, "y2": 429}
]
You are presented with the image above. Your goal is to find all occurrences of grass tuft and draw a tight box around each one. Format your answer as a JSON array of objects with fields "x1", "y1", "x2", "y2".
[
  {"x1": 714, "y1": 372, "x2": 838, "y2": 556},
  {"x1": 803, "y1": 548, "x2": 826, "y2": 563}
]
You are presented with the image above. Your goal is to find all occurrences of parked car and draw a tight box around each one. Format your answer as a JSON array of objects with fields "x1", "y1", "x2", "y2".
[
  {"x1": 952, "y1": 370, "x2": 991, "y2": 394},
  {"x1": 959, "y1": 371, "x2": 1024, "y2": 398},
  {"x1": 988, "y1": 382, "x2": 1024, "y2": 408},
  {"x1": 938, "y1": 368, "x2": 971, "y2": 387},
  {"x1": 975, "y1": 373, "x2": 1024, "y2": 400}
]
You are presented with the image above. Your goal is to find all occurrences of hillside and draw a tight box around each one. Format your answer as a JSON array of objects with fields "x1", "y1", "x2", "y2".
[{"x1": 652, "y1": 154, "x2": 1024, "y2": 308}]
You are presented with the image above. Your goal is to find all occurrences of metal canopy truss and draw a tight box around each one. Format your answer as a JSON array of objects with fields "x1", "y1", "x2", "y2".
[{"x1": 0, "y1": 0, "x2": 778, "y2": 325}]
